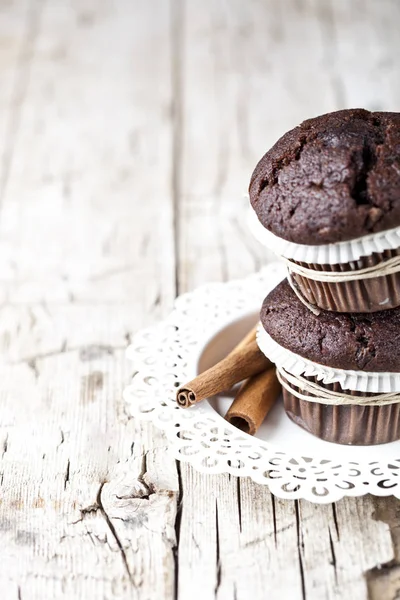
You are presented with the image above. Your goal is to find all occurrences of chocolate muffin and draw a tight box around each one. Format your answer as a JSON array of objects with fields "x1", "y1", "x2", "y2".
[
  {"x1": 249, "y1": 109, "x2": 400, "y2": 313},
  {"x1": 258, "y1": 279, "x2": 400, "y2": 445}
]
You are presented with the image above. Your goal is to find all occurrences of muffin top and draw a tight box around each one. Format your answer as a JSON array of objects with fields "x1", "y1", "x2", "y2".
[
  {"x1": 250, "y1": 109, "x2": 400, "y2": 245},
  {"x1": 260, "y1": 279, "x2": 400, "y2": 372}
]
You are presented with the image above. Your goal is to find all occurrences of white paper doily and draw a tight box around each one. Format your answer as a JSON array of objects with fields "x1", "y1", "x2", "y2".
[{"x1": 123, "y1": 263, "x2": 400, "y2": 503}]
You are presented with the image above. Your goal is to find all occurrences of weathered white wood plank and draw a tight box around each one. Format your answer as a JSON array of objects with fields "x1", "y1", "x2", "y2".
[
  {"x1": 234, "y1": 483, "x2": 303, "y2": 600},
  {"x1": 320, "y1": 0, "x2": 400, "y2": 110},
  {"x1": 297, "y1": 498, "x2": 393, "y2": 600},
  {"x1": 0, "y1": 1, "x2": 178, "y2": 599},
  {"x1": 176, "y1": 1, "x2": 400, "y2": 599},
  {"x1": 366, "y1": 497, "x2": 400, "y2": 599},
  {"x1": 0, "y1": 0, "x2": 40, "y2": 206},
  {"x1": 0, "y1": 0, "x2": 176, "y2": 308}
]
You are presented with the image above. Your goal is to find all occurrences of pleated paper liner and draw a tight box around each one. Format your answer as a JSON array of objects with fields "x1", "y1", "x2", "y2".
[
  {"x1": 248, "y1": 207, "x2": 400, "y2": 264},
  {"x1": 290, "y1": 247, "x2": 400, "y2": 313},
  {"x1": 281, "y1": 373, "x2": 400, "y2": 445},
  {"x1": 256, "y1": 325, "x2": 400, "y2": 393},
  {"x1": 248, "y1": 208, "x2": 400, "y2": 312}
]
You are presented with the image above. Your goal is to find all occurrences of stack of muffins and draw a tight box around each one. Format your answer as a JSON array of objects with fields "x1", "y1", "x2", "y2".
[{"x1": 249, "y1": 109, "x2": 400, "y2": 445}]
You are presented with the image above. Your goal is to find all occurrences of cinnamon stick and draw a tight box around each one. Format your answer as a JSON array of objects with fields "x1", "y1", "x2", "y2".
[
  {"x1": 225, "y1": 367, "x2": 281, "y2": 435},
  {"x1": 176, "y1": 324, "x2": 271, "y2": 408}
]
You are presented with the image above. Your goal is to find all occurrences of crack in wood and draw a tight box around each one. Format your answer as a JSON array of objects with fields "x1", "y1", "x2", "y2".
[
  {"x1": 191, "y1": 533, "x2": 200, "y2": 552},
  {"x1": 271, "y1": 494, "x2": 277, "y2": 548},
  {"x1": 215, "y1": 499, "x2": 222, "y2": 596},
  {"x1": 173, "y1": 461, "x2": 183, "y2": 600},
  {"x1": 233, "y1": 581, "x2": 238, "y2": 600},
  {"x1": 328, "y1": 527, "x2": 338, "y2": 584},
  {"x1": 27, "y1": 358, "x2": 39, "y2": 379},
  {"x1": 85, "y1": 529, "x2": 97, "y2": 547},
  {"x1": 332, "y1": 503, "x2": 340, "y2": 540},
  {"x1": 63, "y1": 460, "x2": 70, "y2": 491},
  {"x1": 241, "y1": 517, "x2": 299, "y2": 549},
  {"x1": 78, "y1": 344, "x2": 115, "y2": 361},
  {"x1": 2, "y1": 434, "x2": 8, "y2": 459},
  {"x1": 237, "y1": 477, "x2": 242, "y2": 533},
  {"x1": 295, "y1": 501, "x2": 306, "y2": 600},
  {"x1": 152, "y1": 292, "x2": 162, "y2": 310},
  {"x1": 243, "y1": 534, "x2": 274, "y2": 549},
  {"x1": 115, "y1": 452, "x2": 155, "y2": 500},
  {"x1": 96, "y1": 482, "x2": 135, "y2": 586},
  {"x1": 57, "y1": 430, "x2": 65, "y2": 449},
  {"x1": 75, "y1": 503, "x2": 99, "y2": 523},
  {"x1": 171, "y1": 0, "x2": 183, "y2": 298},
  {"x1": 138, "y1": 452, "x2": 152, "y2": 498}
]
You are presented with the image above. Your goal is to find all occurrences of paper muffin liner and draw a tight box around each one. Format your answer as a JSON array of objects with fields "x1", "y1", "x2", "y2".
[
  {"x1": 280, "y1": 373, "x2": 400, "y2": 445},
  {"x1": 291, "y1": 248, "x2": 400, "y2": 313},
  {"x1": 248, "y1": 207, "x2": 400, "y2": 265},
  {"x1": 256, "y1": 325, "x2": 400, "y2": 393}
]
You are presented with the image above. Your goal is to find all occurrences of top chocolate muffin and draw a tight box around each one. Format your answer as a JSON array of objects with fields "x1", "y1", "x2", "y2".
[{"x1": 249, "y1": 109, "x2": 400, "y2": 245}]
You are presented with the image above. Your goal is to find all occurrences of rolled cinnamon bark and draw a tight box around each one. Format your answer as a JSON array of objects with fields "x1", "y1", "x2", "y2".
[
  {"x1": 225, "y1": 368, "x2": 281, "y2": 435},
  {"x1": 176, "y1": 325, "x2": 271, "y2": 408}
]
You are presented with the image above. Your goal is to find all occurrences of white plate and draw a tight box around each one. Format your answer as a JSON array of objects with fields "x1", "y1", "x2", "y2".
[{"x1": 123, "y1": 264, "x2": 400, "y2": 503}]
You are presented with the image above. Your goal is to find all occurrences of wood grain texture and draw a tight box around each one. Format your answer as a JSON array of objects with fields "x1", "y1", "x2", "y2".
[
  {"x1": 0, "y1": 0, "x2": 399, "y2": 599},
  {"x1": 0, "y1": 1, "x2": 178, "y2": 598},
  {"x1": 176, "y1": 1, "x2": 400, "y2": 599}
]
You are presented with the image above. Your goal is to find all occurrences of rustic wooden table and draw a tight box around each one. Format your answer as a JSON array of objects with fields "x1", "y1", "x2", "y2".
[{"x1": 1, "y1": 1, "x2": 400, "y2": 598}]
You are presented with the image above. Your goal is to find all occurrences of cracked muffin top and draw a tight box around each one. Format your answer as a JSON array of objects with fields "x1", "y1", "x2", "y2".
[
  {"x1": 249, "y1": 109, "x2": 400, "y2": 245},
  {"x1": 260, "y1": 279, "x2": 400, "y2": 371}
]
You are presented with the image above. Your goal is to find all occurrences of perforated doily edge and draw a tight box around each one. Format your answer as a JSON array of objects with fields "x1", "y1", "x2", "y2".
[{"x1": 123, "y1": 265, "x2": 400, "y2": 503}]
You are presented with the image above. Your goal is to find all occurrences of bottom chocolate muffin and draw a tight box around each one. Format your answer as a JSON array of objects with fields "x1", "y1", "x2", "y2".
[
  {"x1": 280, "y1": 372, "x2": 400, "y2": 445},
  {"x1": 259, "y1": 279, "x2": 400, "y2": 446}
]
